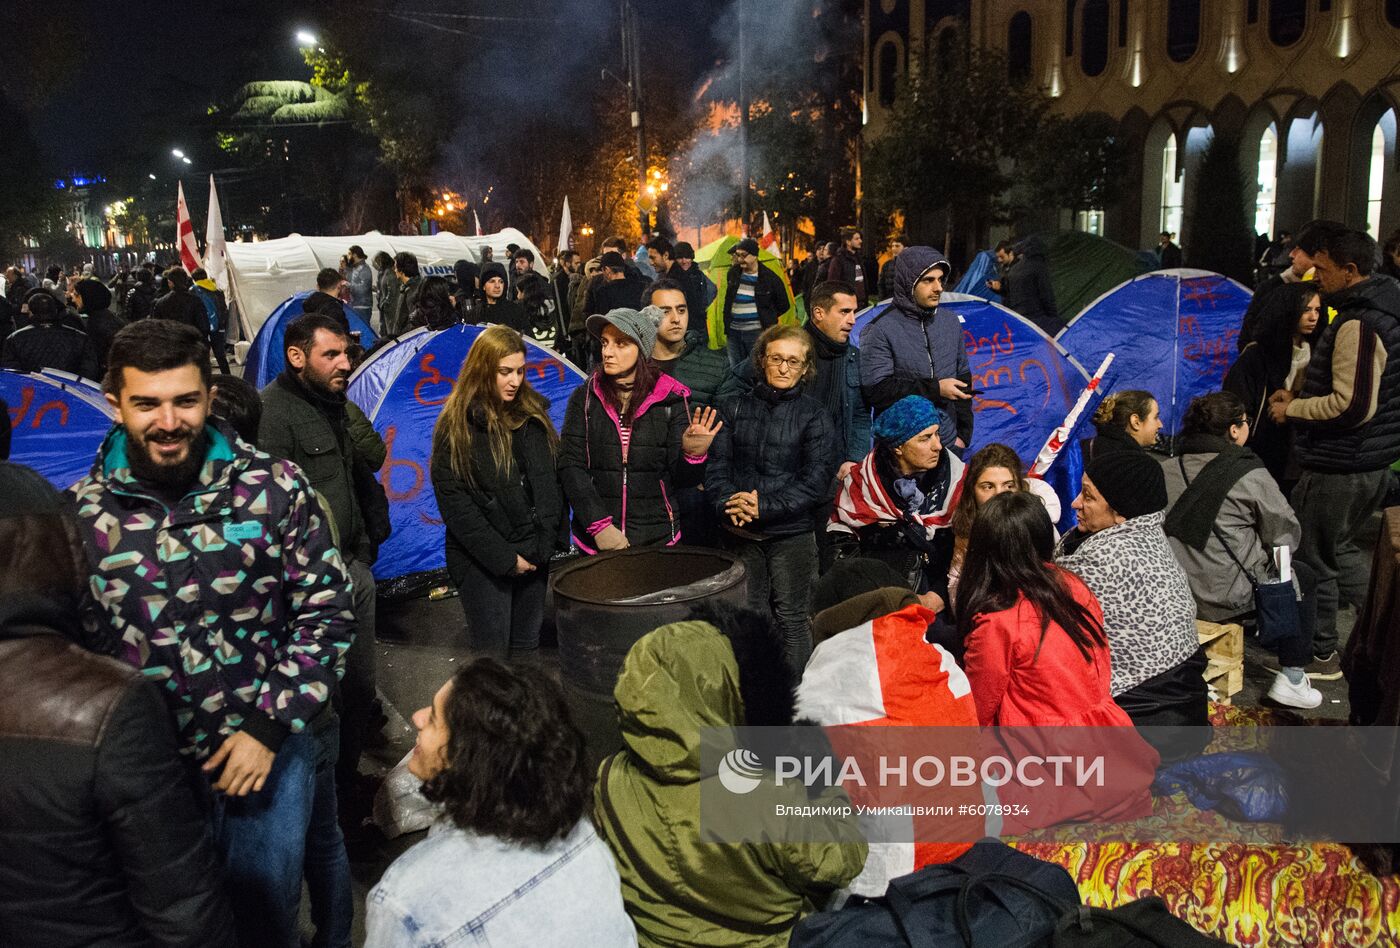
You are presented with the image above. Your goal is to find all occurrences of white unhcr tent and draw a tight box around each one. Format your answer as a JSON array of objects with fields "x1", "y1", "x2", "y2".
[{"x1": 224, "y1": 228, "x2": 549, "y2": 338}]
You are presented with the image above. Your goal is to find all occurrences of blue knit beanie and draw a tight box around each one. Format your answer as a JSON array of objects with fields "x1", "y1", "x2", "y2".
[{"x1": 872, "y1": 395, "x2": 945, "y2": 446}]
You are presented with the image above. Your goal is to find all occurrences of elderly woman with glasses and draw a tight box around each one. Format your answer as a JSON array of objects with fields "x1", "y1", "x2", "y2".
[{"x1": 707, "y1": 324, "x2": 838, "y2": 670}]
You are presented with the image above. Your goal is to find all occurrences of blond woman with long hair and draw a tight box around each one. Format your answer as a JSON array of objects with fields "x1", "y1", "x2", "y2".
[{"x1": 431, "y1": 326, "x2": 563, "y2": 658}]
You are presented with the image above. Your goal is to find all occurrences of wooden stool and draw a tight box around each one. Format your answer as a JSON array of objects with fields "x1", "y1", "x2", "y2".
[{"x1": 1197, "y1": 620, "x2": 1244, "y2": 704}]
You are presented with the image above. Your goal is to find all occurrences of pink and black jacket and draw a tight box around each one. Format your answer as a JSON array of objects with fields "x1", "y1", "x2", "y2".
[{"x1": 558, "y1": 372, "x2": 705, "y2": 553}]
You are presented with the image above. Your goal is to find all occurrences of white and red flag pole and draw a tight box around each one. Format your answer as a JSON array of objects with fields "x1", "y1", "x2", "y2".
[
  {"x1": 175, "y1": 181, "x2": 200, "y2": 273},
  {"x1": 1029, "y1": 353, "x2": 1115, "y2": 477}
]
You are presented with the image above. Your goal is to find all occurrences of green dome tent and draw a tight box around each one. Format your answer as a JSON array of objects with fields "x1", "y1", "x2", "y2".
[
  {"x1": 1045, "y1": 232, "x2": 1153, "y2": 324},
  {"x1": 694, "y1": 235, "x2": 801, "y2": 349}
]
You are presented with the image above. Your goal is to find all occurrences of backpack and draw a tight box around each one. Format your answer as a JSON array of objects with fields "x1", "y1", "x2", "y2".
[
  {"x1": 789, "y1": 838, "x2": 1079, "y2": 947},
  {"x1": 791, "y1": 839, "x2": 1225, "y2": 948}
]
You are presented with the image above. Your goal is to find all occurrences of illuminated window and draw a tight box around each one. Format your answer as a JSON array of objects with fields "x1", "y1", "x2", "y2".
[
  {"x1": 1161, "y1": 137, "x2": 1185, "y2": 237},
  {"x1": 1255, "y1": 125, "x2": 1278, "y2": 238},
  {"x1": 1368, "y1": 119, "x2": 1389, "y2": 236},
  {"x1": 1077, "y1": 209, "x2": 1105, "y2": 235}
]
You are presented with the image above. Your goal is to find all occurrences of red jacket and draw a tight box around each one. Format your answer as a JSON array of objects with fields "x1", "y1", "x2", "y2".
[{"x1": 963, "y1": 569, "x2": 1131, "y2": 728}]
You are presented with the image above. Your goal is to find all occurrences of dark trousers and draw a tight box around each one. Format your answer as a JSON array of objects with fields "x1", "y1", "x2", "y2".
[
  {"x1": 456, "y1": 557, "x2": 549, "y2": 660},
  {"x1": 335, "y1": 557, "x2": 377, "y2": 787},
  {"x1": 211, "y1": 329, "x2": 231, "y2": 373},
  {"x1": 677, "y1": 485, "x2": 720, "y2": 548},
  {"x1": 725, "y1": 531, "x2": 818, "y2": 672},
  {"x1": 1292, "y1": 468, "x2": 1390, "y2": 656}
]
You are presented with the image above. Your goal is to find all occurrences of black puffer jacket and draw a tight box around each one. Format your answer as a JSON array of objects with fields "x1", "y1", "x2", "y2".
[
  {"x1": 76, "y1": 279, "x2": 126, "y2": 380},
  {"x1": 431, "y1": 412, "x2": 563, "y2": 584},
  {"x1": 708, "y1": 381, "x2": 837, "y2": 537},
  {"x1": 0, "y1": 320, "x2": 92, "y2": 376},
  {"x1": 558, "y1": 373, "x2": 702, "y2": 550},
  {"x1": 151, "y1": 287, "x2": 208, "y2": 335},
  {"x1": 0, "y1": 462, "x2": 234, "y2": 948}
]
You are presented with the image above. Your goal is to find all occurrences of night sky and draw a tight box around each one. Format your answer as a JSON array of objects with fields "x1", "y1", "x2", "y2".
[{"x1": 5, "y1": 0, "x2": 726, "y2": 174}]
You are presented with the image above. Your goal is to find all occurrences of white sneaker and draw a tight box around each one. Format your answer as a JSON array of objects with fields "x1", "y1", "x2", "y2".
[{"x1": 1266, "y1": 671, "x2": 1323, "y2": 710}]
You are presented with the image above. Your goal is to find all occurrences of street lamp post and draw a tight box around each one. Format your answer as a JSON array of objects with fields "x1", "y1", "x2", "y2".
[{"x1": 621, "y1": 0, "x2": 648, "y2": 234}]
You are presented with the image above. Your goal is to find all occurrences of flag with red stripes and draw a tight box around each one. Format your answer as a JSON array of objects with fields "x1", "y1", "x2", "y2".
[
  {"x1": 175, "y1": 181, "x2": 199, "y2": 274},
  {"x1": 829, "y1": 448, "x2": 965, "y2": 540}
]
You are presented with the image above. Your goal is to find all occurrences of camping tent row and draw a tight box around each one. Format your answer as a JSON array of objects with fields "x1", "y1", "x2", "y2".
[{"x1": 224, "y1": 229, "x2": 549, "y2": 339}]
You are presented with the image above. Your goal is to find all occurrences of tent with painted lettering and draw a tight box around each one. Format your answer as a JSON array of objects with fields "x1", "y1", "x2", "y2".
[
  {"x1": 1055, "y1": 269, "x2": 1250, "y2": 435},
  {"x1": 1, "y1": 368, "x2": 115, "y2": 489},
  {"x1": 223, "y1": 228, "x2": 549, "y2": 339},
  {"x1": 242, "y1": 291, "x2": 379, "y2": 389},
  {"x1": 347, "y1": 324, "x2": 586, "y2": 583},
  {"x1": 851, "y1": 293, "x2": 1090, "y2": 464},
  {"x1": 693, "y1": 235, "x2": 799, "y2": 348}
]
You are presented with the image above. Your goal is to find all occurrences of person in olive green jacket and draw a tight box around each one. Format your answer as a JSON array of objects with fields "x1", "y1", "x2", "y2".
[
  {"x1": 593, "y1": 615, "x2": 867, "y2": 947},
  {"x1": 258, "y1": 312, "x2": 388, "y2": 791}
]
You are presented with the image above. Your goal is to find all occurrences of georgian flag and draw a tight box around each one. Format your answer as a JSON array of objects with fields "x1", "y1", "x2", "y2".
[{"x1": 176, "y1": 181, "x2": 199, "y2": 273}]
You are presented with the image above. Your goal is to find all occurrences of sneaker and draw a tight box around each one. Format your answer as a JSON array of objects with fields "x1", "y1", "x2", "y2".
[
  {"x1": 1305, "y1": 651, "x2": 1344, "y2": 681},
  {"x1": 1266, "y1": 671, "x2": 1323, "y2": 709}
]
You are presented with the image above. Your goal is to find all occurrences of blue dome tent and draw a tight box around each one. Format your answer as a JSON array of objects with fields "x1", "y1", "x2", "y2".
[
  {"x1": 1055, "y1": 269, "x2": 1250, "y2": 435},
  {"x1": 851, "y1": 293, "x2": 1092, "y2": 532},
  {"x1": 243, "y1": 291, "x2": 378, "y2": 389},
  {"x1": 1, "y1": 368, "x2": 115, "y2": 489},
  {"x1": 347, "y1": 325, "x2": 586, "y2": 583},
  {"x1": 953, "y1": 250, "x2": 1003, "y2": 302}
]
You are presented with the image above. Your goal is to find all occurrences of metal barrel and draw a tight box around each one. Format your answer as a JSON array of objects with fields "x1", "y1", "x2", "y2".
[{"x1": 550, "y1": 546, "x2": 748, "y2": 766}]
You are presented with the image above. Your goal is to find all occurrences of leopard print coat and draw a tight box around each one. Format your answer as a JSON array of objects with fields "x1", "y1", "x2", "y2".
[{"x1": 1055, "y1": 511, "x2": 1199, "y2": 696}]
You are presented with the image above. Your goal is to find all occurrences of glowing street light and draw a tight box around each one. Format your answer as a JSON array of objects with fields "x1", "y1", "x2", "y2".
[
  {"x1": 148, "y1": 173, "x2": 157, "y2": 180},
  {"x1": 171, "y1": 148, "x2": 185, "y2": 159},
  {"x1": 296, "y1": 30, "x2": 319, "y2": 47},
  {"x1": 182, "y1": 156, "x2": 192, "y2": 164}
]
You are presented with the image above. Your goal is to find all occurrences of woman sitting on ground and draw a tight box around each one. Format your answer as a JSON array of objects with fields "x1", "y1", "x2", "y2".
[
  {"x1": 594, "y1": 605, "x2": 866, "y2": 946},
  {"x1": 1162, "y1": 391, "x2": 1320, "y2": 710},
  {"x1": 947, "y1": 443, "x2": 1061, "y2": 601},
  {"x1": 1222, "y1": 282, "x2": 1321, "y2": 489},
  {"x1": 430, "y1": 325, "x2": 563, "y2": 660},
  {"x1": 1056, "y1": 450, "x2": 1209, "y2": 759},
  {"x1": 1089, "y1": 389, "x2": 1162, "y2": 457},
  {"x1": 828, "y1": 395, "x2": 966, "y2": 605},
  {"x1": 558, "y1": 307, "x2": 721, "y2": 552},
  {"x1": 365, "y1": 660, "x2": 635, "y2": 947},
  {"x1": 708, "y1": 324, "x2": 837, "y2": 671}
]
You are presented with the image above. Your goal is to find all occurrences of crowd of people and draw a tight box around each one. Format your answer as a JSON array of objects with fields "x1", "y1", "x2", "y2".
[{"x1": 1, "y1": 218, "x2": 1397, "y2": 947}]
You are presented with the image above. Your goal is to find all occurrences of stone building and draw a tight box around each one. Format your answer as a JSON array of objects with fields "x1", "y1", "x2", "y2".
[{"x1": 865, "y1": 0, "x2": 1400, "y2": 254}]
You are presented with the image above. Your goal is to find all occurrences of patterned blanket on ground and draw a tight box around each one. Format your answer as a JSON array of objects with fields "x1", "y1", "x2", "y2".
[{"x1": 1012, "y1": 705, "x2": 1400, "y2": 946}]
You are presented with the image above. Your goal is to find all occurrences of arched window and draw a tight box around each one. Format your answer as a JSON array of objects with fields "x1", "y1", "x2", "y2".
[
  {"x1": 1255, "y1": 124, "x2": 1278, "y2": 238},
  {"x1": 1388, "y1": 0, "x2": 1400, "y2": 28},
  {"x1": 876, "y1": 39, "x2": 899, "y2": 108},
  {"x1": 1269, "y1": 0, "x2": 1306, "y2": 46},
  {"x1": 1167, "y1": 0, "x2": 1200, "y2": 61},
  {"x1": 1064, "y1": 0, "x2": 1078, "y2": 56},
  {"x1": 1161, "y1": 136, "x2": 1185, "y2": 237},
  {"x1": 1367, "y1": 112, "x2": 1395, "y2": 236},
  {"x1": 1081, "y1": 0, "x2": 1109, "y2": 76},
  {"x1": 1008, "y1": 12, "x2": 1033, "y2": 84},
  {"x1": 1118, "y1": 0, "x2": 1129, "y2": 46}
]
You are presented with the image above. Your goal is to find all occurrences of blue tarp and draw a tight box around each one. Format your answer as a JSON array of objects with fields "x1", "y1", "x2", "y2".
[
  {"x1": 1055, "y1": 269, "x2": 1250, "y2": 435},
  {"x1": 244, "y1": 291, "x2": 379, "y2": 389},
  {"x1": 953, "y1": 250, "x2": 1003, "y2": 303},
  {"x1": 347, "y1": 324, "x2": 586, "y2": 581},
  {"x1": 851, "y1": 293, "x2": 1091, "y2": 530},
  {"x1": 1, "y1": 368, "x2": 115, "y2": 489}
]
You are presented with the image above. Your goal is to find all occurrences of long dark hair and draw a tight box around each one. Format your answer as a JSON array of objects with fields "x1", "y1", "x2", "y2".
[
  {"x1": 954, "y1": 491, "x2": 1106, "y2": 662},
  {"x1": 420, "y1": 659, "x2": 589, "y2": 846},
  {"x1": 1254, "y1": 282, "x2": 1320, "y2": 364}
]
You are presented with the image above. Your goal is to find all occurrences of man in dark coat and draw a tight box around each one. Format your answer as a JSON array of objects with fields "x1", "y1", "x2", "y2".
[
  {"x1": 0, "y1": 289, "x2": 93, "y2": 377},
  {"x1": 124, "y1": 267, "x2": 157, "y2": 320},
  {"x1": 824, "y1": 227, "x2": 868, "y2": 308},
  {"x1": 585, "y1": 251, "x2": 650, "y2": 316},
  {"x1": 1001, "y1": 235, "x2": 1060, "y2": 336},
  {"x1": 0, "y1": 462, "x2": 235, "y2": 948},
  {"x1": 73, "y1": 277, "x2": 126, "y2": 379},
  {"x1": 1157, "y1": 231, "x2": 1184, "y2": 268},
  {"x1": 1238, "y1": 219, "x2": 1346, "y2": 350},
  {"x1": 877, "y1": 235, "x2": 906, "y2": 301},
  {"x1": 151, "y1": 268, "x2": 208, "y2": 334},
  {"x1": 666, "y1": 241, "x2": 717, "y2": 342},
  {"x1": 721, "y1": 238, "x2": 791, "y2": 369}
]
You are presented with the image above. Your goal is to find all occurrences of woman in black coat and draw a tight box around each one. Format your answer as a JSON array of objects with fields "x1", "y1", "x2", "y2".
[
  {"x1": 1223, "y1": 282, "x2": 1321, "y2": 490},
  {"x1": 558, "y1": 306, "x2": 721, "y2": 552},
  {"x1": 431, "y1": 325, "x2": 564, "y2": 658},
  {"x1": 708, "y1": 324, "x2": 837, "y2": 670}
]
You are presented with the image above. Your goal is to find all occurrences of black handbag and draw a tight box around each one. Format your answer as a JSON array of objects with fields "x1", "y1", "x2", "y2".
[{"x1": 1176, "y1": 457, "x2": 1299, "y2": 650}]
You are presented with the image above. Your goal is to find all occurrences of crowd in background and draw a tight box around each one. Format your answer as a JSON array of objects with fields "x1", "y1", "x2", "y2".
[{"x1": 1, "y1": 217, "x2": 1398, "y2": 947}]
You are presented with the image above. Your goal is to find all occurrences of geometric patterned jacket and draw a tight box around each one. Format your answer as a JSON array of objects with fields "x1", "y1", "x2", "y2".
[{"x1": 69, "y1": 422, "x2": 355, "y2": 760}]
